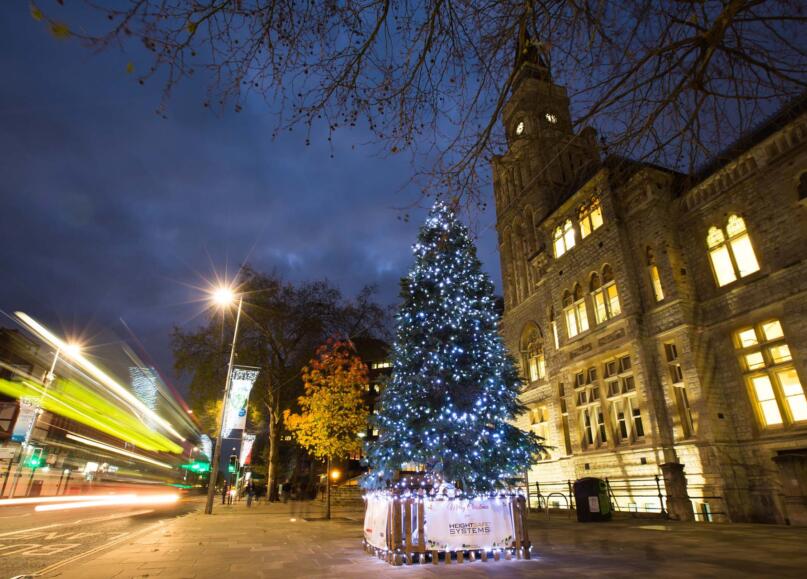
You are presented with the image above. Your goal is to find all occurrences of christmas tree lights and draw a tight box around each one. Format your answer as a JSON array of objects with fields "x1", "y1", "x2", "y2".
[{"x1": 364, "y1": 201, "x2": 542, "y2": 495}]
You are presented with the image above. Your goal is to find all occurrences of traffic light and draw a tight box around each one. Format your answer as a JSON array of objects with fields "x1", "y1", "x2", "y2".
[
  {"x1": 24, "y1": 447, "x2": 44, "y2": 469},
  {"x1": 227, "y1": 454, "x2": 238, "y2": 474}
]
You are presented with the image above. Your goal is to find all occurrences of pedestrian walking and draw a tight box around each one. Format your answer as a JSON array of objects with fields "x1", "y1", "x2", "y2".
[
  {"x1": 221, "y1": 482, "x2": 228, "y2": 505},
  {"x1": 246, "y1": 481, "x2": 255, "y2": 508}
]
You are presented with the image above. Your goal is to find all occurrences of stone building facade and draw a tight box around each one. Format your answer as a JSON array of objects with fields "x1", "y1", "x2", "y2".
[{"x1": 494, "y1": 43, "x2": 807, "y2": 524}]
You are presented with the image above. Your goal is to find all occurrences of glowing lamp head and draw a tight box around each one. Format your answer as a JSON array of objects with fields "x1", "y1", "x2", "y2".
[
  {"x1": 63, "y1": 342, "x2": 82, "y2": 358},
  {"x1": 330, "y1": 469, "x2": 341, "y2": 481},
  {"x1": 212, "y1": 286, "x2": 236, "y2": 307}
]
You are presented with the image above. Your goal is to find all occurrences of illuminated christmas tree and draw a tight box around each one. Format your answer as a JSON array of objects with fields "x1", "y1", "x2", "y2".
[{"x1": 365, "y1": 201, "x2": 541, "y2": 493}]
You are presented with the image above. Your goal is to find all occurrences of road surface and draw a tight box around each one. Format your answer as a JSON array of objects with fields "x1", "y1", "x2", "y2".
[{"x1": 0, "y1": 496, "x2": 201, "y2": 578}]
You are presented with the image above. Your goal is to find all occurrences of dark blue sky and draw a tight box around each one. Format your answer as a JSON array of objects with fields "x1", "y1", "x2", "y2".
[{"x1": 0, "y1": 4, "x2": 501, "y2": 378}]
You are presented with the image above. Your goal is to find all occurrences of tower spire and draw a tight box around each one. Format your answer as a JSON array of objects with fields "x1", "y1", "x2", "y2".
[{"x1": 513, "y1": 20, "x2": 550, "y2": 90}]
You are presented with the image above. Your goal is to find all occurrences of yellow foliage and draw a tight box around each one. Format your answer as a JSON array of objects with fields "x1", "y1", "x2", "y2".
[
  {"x1": 49, "y1": 22, "x2": 70, "y2": 39},
  {"x1": 30, "y1": 3, "x2": 43, "y2": 21},
  {"x1": 284, "y1": 339, "x2": 369, "y2": 461}
]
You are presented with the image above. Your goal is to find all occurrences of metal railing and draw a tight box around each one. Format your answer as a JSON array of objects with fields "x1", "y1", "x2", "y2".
[{"x1": 528, "y1": 475, "x2": 726, "y2": 522}]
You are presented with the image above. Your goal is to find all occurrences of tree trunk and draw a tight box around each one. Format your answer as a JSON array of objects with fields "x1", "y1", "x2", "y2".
[
  {"x1": 326, "y1": 456, "x2": 331, "y2": 520},
  {"x1": 266, "y1": 397, "x2": 282, "y2": 502}
]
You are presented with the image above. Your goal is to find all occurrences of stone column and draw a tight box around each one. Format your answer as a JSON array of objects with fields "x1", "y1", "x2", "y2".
[
  {"x1": 661, "y1": 462, "x2": 694, "y2": 521},
  {"x1": 773, "y1": 453, "x2": 807, "y2": 526}
]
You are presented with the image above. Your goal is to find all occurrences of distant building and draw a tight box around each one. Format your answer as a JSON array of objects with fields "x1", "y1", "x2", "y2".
[
  {"x1": 129, "y1": 366, "x2": 159, "y2": 412},
  {"x1": 352, "y1": 337, "x2": 392, "y2": 456},
  {"x1": 494, "y1": 37, "x2": 807, "y2": 524}
]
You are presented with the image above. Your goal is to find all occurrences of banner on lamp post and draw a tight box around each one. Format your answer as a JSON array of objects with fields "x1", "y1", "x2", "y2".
[
  {"x1": 222, "y1": 366, "x2": 259, "y2": 439},
  {"x1": 11, "y1": 400, "x2": 37, "y2": 442},
  {"x1": 239, "y1": 433, "x2": 256, "y2": 465}
]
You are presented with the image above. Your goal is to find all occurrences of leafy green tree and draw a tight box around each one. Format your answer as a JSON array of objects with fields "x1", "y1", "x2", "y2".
[{"x1": 285, "y1": 338, "x2": 370, "y2": 518}]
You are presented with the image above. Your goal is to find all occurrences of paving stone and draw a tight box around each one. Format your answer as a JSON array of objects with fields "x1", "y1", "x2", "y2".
[{"x1": 42, "y1": 500, "x2": 807, "y2": 579}]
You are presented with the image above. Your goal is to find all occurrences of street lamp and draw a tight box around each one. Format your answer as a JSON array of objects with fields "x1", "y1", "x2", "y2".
[
  {"x1": 204, "y1": 285, "x2": 244, "y2": 515},
  {"x1": 8, "y1": 340, "x2": 81, "y2": 497}
]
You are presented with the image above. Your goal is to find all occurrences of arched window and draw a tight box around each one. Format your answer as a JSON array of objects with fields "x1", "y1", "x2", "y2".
[
  {"x1": 707, "y1": 214, "x2": 759, "y2": 287},
  {"x1": 591, "y1": 265, "x2": 621, "y2": 324},
  {"x1": 646, "y1": 247, "x2": 664, "y2": 302},
  {"x1": 520, "y1": 324, "x2": 546, "y2": 383},
  {"x1": 579, "y1": 196, "x2": 604, "y2": 239},
  {"x1": 564, "y1": 284, "x2": 589, "y2": 338},
  {"x1": 553, "y1": 219, "x2": 576, "y2": 258}
]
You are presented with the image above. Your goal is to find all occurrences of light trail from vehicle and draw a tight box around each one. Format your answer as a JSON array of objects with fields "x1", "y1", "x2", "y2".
[
  {"x1": 0, "y1": 494, "x2": 138, "y2": 507},
  {"x1": 14, "y1": 311, "x2": 186, "y2": 443},
  {"x1": 65, "y1": 433, "x2": 173, "y2": 469},
  {"x1": 34, "y1": 493, "x2": 180, "y2": 512}
]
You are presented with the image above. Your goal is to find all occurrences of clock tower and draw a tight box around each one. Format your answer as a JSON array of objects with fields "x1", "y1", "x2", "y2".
[{"x1": 493, "y1": 33, "x2": 599, "y2": 308}]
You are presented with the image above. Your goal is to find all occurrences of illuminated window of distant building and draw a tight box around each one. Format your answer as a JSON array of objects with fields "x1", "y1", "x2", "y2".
[
  {"x1": 579, "y1": 197, "x2": 604, "y2": 239},
  {"x1": 545, "y1": 113, "x2": 558, "y2": 124},
  {"x1": 646, "y1": 247, "x2": 664, "y2": 302},
  {"x1": 563, "y1": 284, "x2": 589, "y2": 338},
  {"x1": 553, "y1": 219, "x2": 575, "y2": 258},
  {"x1": 591, "y1": 265, "x2": 621, "y2": 324},
  {"x1": 520, "y1": 323, "x2": 546, "y2": 383},
  {"x1": 734, "y1": 319, "x2": 806, "y2": 428},
  {"x1": 707, "y1": 215, "x2": 760, "y2": 287},
  {"x1": 665, "y1": 342, "x2": 694, "y2": 438}
]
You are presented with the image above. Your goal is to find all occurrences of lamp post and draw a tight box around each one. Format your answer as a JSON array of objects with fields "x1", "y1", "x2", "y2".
[
  {"x1": 8, "y1": 342, "x2": 80, "y2": 497},
  {"x1": 204, "y1": 287, "x2": 243, "y2": 515}
]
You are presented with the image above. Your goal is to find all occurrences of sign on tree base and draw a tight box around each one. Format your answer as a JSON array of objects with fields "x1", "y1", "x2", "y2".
[{"x1": 363, "y1": 492, "x2": 530, "y2": 566}]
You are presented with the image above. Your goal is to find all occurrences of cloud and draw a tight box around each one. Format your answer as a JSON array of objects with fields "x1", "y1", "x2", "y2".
[{"x1": 0, "y1": 3, "x2": 501, "y2": 380}]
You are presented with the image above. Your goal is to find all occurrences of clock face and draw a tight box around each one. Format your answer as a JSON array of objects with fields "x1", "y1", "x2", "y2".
[{"x1": 515, "y1": 121, "x2": 525, "y2": 135}]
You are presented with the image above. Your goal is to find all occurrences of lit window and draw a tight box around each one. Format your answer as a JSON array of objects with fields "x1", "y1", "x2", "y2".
[
  {"x1": 520, "y1": 324, "x2": 546, "y2": 384},
  {"x1": 707, "y1": 215, "x2": 760, "y2": 287},
  {"x1": 545, "y1": 113, "x2": 557, "y2": 124},
  {"x1": 734, "y1": 319, "x2": 806, "y2": 428},
  {"x1": 579, "y1": 197, "x2": 604, "y2": 239},
  {"x1": 530, "y1": 405, "x2": 551, "y2": 460},
  {"x1": 553, "y1": 219, "x2": 575, "y2": 258},
  {"x1": 576, "y1": 365, "x2": 608, "y2": 450},
  {"x1": 590, "y1": 266, "x2": 621, "y2": 324},
  {"x1": 604, "y1": 355, "x2": 643, "y2": 444},
  {"x1": 516, "y1": 121, "x2": 525, "y2": 135},
  {"x1": 665, "y1": 342, "x2": 694, "y2": 438},
  {"x1": 647, "y1": 247, "x2": 664, "y2": 302},
  {"x1": 779, "y1": 369, "x2": 807, "y2": 422},
  {"x1": 752, "y1": 375, "x2": 783, "y2": 426},
  {"x1": 563, "y1": 285, "x2": 589, "y2": 338},
  {"x1": 550, "y1": 309, "x2": 560, "y2": 350}
]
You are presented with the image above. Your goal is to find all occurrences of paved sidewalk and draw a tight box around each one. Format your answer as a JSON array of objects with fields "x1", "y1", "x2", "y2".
[{"x1": 44, "y1": 500, "x2": 807, "y2": 578}]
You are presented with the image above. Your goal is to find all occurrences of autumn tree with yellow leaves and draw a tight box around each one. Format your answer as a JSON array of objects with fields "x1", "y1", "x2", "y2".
[{"x1": 284, "y1": 338, "x2": 369, "y2": 519}]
